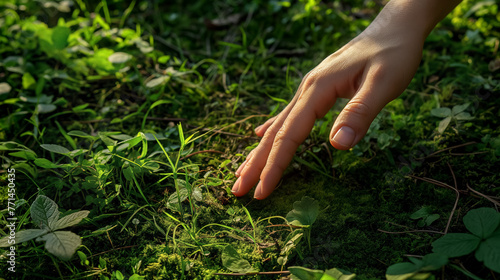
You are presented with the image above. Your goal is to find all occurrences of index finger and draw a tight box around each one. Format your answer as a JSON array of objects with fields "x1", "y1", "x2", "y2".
[{"x1": 255, "y1": 85, "x2": 337, "y2": 199}]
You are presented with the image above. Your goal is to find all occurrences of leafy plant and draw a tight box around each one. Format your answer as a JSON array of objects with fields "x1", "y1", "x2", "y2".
[
  {"x1": 277, "y1": 231, "x2": 303, "y2": 268},
  {"x1": 289, "y1": 266, "x2": 356, "y2": 280},
  {"x1": 385, "y1": 253, "x2": 448, "y2": 280},
  {"x1": 286, "y1": 196, "x2": 320, "y2": 252},
  {"x1": 221, "y1": 244, "x2": 258, "y2": 274},
  {"x1": 430, "y1": 103, "x2": 474, "y2": 133},
  {"x1": 432, "y1": 207, "x2": 500, "y2": 273},
  {"x1": 410, "y1": 206, "x2": 440, "y2": 227},
  {"x1": 0, "y1": 195, "x2": 89, "y2": 261}
]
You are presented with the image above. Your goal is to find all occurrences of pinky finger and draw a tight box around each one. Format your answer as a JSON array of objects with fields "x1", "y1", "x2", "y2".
[
  {"x1": 255, "y1": 116, "x2": 278, "y2": 137},
  {"x1": 235, "y1": 149, "x2": 256, "y2": 177}
]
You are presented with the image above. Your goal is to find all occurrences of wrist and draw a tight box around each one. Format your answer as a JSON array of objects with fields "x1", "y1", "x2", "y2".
[{"x1": 363, "y1": 0, "x2": 462, "y2": 43}]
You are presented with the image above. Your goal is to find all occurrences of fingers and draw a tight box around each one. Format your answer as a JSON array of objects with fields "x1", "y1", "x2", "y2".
[
  {"x1": 235, "y1": 148, "x2": 257, "y2": 177},
  {"x1": 254, "y1": 79, "x2": 337, "y2": 199},
  {"x1": 330, "y1": 65, "x2": 403, "y2": 150},
  {"x1": 255, "y1": 116, "x2": 277, "y2": 137},
  {"x1": 254, "y1": 71, "x2": 316, "y2": 137},
  {"x1": 232, "y1": 74, "x2": 315, "y2": 196},
  {"x1": 231, "y1": 120, "x2": 283, "y2": 196},
  {"x1": 255, "y1": 101, "x2": 318, "y2": 199},
  {"x1": 231, "y1": 96, "x2": 300, "y2": 196},
  {"x1": 232, "y1": 70, "x2": 339, "y2": 199}
]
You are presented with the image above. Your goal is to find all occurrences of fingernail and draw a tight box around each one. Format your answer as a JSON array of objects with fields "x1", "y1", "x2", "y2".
[
  {"x1": 231, "y1": 177, "x2": 241, "y2": 193},
  {"x1": 253, "y1": 181, "x2": 262, "y2": 199},
  {"x1": 255, "y1": 125, "x2": 263, "y2": 133},
  {"x1": 332, "y1": 126, "x2": 355, "y2": 148}
]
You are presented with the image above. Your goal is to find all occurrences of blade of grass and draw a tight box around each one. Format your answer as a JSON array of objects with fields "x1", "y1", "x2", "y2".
[
  {"x1": 142, "y1": 100, "x2": 171, "y2": 131},
  {"x1": 101, "y1": 0, "x2": 111, "y2": 24},
  {"x1": 132, "y1": 175, "x2": 150, "y2": 206},
  {"x1": 119, "y1": 0, "x2": 136, "y2": 28},
  {"x1": 120, "y1": 205, "x2": 149, "y2": 233},
  {"x1": 55, "y1": 121, "x2": 77, "y2": 150},
  {"x1": 197, "y1": 223, "x2": 256, "y2": 243}
]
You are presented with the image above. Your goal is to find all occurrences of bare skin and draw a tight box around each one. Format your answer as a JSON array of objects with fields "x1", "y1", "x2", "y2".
[{"x1": 232, "y1": 0, "x2": 463, "y2": 199}]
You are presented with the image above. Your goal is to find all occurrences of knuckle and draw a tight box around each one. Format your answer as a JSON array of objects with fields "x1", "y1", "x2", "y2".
[
  {"x1": 303, "y1": 70, "x2": 321, "y2": 89},
  {"x1": 267, "y1": 160, "x2": 287, "y2": 175},
  {"x1": 265, "y1": 116, "x2": 277, "y2": 125},
  {"x1": 273, "y1": 127, "x2": 300, "y2": 148},
  {"x1": 243, "y1": 159, "x2": 255, "y2": 170},
  {"x1": 242, "y1": 155, "x2": 261, "y2": 172},
  {"x1": 273, "y1": 128, "x2": 286, "y2": 145},
  {"x1": 369, "y1": 63, "x2": 390, "y2": 83},
  {"x1": 262, "y1": 125, "x2": 279, "y2": 141},
  {"x1": 246, "y1": 150, "x2": 255, "y2": 159},
  {"x1": 343, "y1": 101, "x2": 371, "y2": 118}
]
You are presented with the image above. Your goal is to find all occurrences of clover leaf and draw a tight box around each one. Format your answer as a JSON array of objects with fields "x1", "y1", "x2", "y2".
[
  {"x1": 386, "y1": 253, "x2": 448, "y2": 280},
  {"x1": 430, "y1": 103, "x2": 473, "y2": 133},
  {"x1": 410, "y1": 207, "x2": 440, "y2": 227},
  {"x1": 431, "y1": 233, "x2": 481, "y2": 257},
  {"x1": 463, "y1": 207, "x2": 500, "y2": 238},
  {"x1": 286, "y1": 196, "x2": 319, "y2": 227},
  {"x1": 475, "y1": 231, "x2": 500, "y2": 273},
  {"x1": 432, "y1": 208, "x2": 500, "y2": 273}
]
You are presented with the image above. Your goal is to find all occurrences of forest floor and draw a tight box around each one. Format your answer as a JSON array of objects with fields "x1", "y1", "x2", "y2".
[{"x1": 0, "y1": 0, "x2": 499, "y2": 279}]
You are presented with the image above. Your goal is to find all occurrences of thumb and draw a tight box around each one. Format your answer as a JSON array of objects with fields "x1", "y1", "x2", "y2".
[{"x1": 330, "y1": 82, "x2": 398, "y2": 150}]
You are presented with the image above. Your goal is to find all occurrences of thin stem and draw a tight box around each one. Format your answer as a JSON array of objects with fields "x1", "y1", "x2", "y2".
[
  {"x1": 378, "y1": 229, "x2": 444, "y2": 235},
  {"x1": 50, "y1": 255, "x2": 64, "y2": 280},
  {"x1": 444, "y1": 163, "x2": 460, "y2": 234},
  {"x1": 307, "y1": 229, "x2": 312, "y2": 252}
]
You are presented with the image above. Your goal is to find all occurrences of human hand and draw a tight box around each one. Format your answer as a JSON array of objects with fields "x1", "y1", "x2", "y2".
[
  {"x1": 231, "y1": 33, "x2": 425, "y2": 199},
  {"x1": 231, "y1": 7, "x2": 429, "y2": 200}
]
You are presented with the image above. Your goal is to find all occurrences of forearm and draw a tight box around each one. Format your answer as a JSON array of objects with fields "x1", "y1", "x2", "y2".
[{"x1": 365, "y1": 0, "x2": 462, "y2": 42}]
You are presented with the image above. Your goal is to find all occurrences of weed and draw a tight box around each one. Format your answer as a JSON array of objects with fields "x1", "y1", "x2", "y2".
[
  {"x1": 432, "y1": 208, "x2": 500, "y2": 273},
  {"x1": 0, "y1": 195, "x2": 88, "y2": 261}
]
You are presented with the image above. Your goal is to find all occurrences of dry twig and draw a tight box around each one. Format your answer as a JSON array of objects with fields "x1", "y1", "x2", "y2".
[
  {"x1": 444, "y1": 163, "x2": 460, "y2": 234},
  {"x1": 416, "y1": 141, "x2": 476, "y2": 160},
  {"x1": 466, "y1": 184, "x2": 500, "y2": 207}
]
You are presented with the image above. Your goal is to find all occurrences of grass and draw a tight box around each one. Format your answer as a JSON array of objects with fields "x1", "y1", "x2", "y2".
[{"x1": 0, "y1": 0, "x2": 499, "y2": 279}]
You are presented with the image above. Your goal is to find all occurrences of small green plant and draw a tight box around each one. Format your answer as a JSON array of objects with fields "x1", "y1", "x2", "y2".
[
  {"x1": 0, "y1": 195, "x2": 89, "y2": 261},
  {"x1": 432, "y1": 207, "x2": 500, "y2": 273},
  {"x1": 221, "y1": 244, "x2": 258, "y2": 274},
  {"x1": 288, "y1": 266, "x2": 356, "y2": 280},
  {"x1": 387, "y1": 208, "x2": 500, "y2": 279},
  {"x1": 410, "y1": 206, "x2": 440, "y2": 227},
  {"x1": 385, "y1": 253, "x2": 448, "y2": 280},
  {"x1": 286, "y1": 196, "x2": 320, "y2": 252},
  {"x1": 430, "y1": 103, "x2": 473, "y2": 133},
  {"x1": 277, "y1": 231, "x2": 304, "y2": 268}
]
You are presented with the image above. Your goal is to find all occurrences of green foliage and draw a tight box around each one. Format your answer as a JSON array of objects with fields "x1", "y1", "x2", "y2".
[
  {"x1": 432, "y1": 208, "x2": 500, "y2": 273},
  {"x1": 221, "y1": 244, "x2": 258, "y2": 273},
  {"x1": 286, "y1": 196, "x2": 320, "y2": 252},
  {"x1": 0, "y1": 0, "x2": 498, "y2": 279},
  {"x1": 410, "y1": 207, "x2": 440, "y2": 227},
  {"x1": 289, "y1": 266, "x2": 356, "y2": 280},
  {"x1": 386, "y1": 253, "x2": 448, "y2": 280},
  {"x1": 430, "y1": 103, "x2": 473, "y2": 134},
  {"x1": 0, "y1": 195, "x2": 88, "y2": 261},
  {"x1": 286, "y1": 196, "x2": 320, "y2": 227}
]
